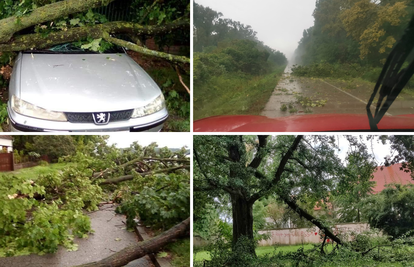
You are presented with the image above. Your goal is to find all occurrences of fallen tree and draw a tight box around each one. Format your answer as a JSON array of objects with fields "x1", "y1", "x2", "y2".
[
  {"x1": 92, "y1": 155, "x2": 190, "y2": 179},
  {"x1": 73, "y1": 217, "x2": 190, "y2": 267},
  {"x1": 99, "y1": 164, "x2": 190, "y2": 185},
  {"x1": 0, "y1": 139, "x2": 190, "y2": 260},
  {"x1": 0, "y1": 0, "x2": 116, "y2": 43},
  {"x1": 0, "y1": 0, "x2": 190, "y2": 64}
]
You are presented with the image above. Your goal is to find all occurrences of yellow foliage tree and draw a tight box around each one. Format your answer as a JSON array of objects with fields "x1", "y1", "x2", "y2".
[{"x1": 340, "y1": 0, "x2": 407, "y2": 59}]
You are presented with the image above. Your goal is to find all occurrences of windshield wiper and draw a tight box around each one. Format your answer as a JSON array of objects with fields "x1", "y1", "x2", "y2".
[{"x1": 367, "y1": 14, "x2": 414, "y2": 131}]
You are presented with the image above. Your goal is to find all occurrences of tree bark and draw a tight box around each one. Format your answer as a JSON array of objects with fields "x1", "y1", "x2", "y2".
[
  {"x1": 0, "y1": 20, "x2": 189, "y2": 52},
  {"x1": 73, "y1": 217, "x2": 190, "y2": 267},
  {"x1": 281, "y1": 196, "x2": 343, "y2": 245},
  {"x1": 99, "y1": 165, "x2": 190, "y2": 185},
  {"x1": 103, "y1": 33, "x2": 189, "y2": 64},
  {"x1": 0, "y1": 0, "x2": 116, "y2": 43},
  {"x1": 231, "y1": 194, "x2": 256, "y2": 256}
]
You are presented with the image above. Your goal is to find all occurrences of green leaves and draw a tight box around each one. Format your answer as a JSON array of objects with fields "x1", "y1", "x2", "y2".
[
  {"x1": 117, "y1": 173, "x2": 190, "y2": 229},
  {"x1": 363, "y1": 184, "x2": 414, "y2": 238},
  {"x1": 69, "y1": 18, "x2": 81, "y2": 26},
  {"x1": 0, "y1": 172, "x2": 94, "y2": 256},
  {"x1": 81, "y1": 38, "x2": 103, "y2": 52}
]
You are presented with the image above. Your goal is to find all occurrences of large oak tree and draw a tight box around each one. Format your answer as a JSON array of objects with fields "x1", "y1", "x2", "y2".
[{"x1": 194, "y1": 135, "x2": 376, "y2": 257}]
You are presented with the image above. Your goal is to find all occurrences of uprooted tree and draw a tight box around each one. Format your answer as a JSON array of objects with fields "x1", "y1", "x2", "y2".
[
  {"x1": 0, "y1": 136, "x2": 190, "y2": 266},
  {"x1": 194, "y1": 135, "x2": 377, "y2": 258},
  {"x1": 0, "y1": 0, "x2": 190, "y2": 64}
]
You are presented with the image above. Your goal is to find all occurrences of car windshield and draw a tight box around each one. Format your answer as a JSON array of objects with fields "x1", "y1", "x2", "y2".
[
  {"x1": 193, "y1": 0, "x2": 414, "y2": 131},
  {"x1": 27, "y1": 42, "x2": 125, "y2": 54}
]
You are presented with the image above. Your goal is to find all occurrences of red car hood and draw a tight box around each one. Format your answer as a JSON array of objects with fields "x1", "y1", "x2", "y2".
[{"x1": 194, "y1": 114, "x2": 414, "y2": 132}]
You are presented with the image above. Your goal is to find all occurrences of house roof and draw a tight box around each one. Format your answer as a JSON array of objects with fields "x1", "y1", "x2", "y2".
[
  {"x1": 0, "y1": 136, "x2": 12, "y2": 140},
  {"x1": 312, "y1": 163, "x2": 413, "y2": 211},
  {"x1": 371, "y1": 163, "x2": 413, "y2": 194}
]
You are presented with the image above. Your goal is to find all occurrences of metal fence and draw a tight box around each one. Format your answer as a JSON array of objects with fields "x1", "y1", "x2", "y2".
[{"x1": 94, "y1": 0, "x2": 134, "y2": 22}]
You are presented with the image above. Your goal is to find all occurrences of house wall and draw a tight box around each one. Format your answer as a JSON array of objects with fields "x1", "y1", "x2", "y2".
[
  {"x1": 258, "y1": 223, "x2": 369, "y2": 246},
  {"x1": 0, "y1": 138, "x2": 12, "y2": 153}
]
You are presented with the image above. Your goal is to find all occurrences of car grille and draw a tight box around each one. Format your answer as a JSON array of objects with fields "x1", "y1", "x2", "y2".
[{"x1": 65, "y1": 110, "x2": 134, "y2": 123}]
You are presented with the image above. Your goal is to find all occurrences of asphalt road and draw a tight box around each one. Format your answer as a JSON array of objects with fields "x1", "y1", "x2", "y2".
[{"x1": 261, "y1": 65, "x2": 414, "y2": 118}]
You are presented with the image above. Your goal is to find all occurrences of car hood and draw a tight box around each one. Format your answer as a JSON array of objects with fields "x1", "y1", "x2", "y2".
[
  {"x1": 194, "y1": 114, "x2": 414, "y2": 132},
  {"x1": 17, "y1": 53, "x2": 161, "y2": 112}
]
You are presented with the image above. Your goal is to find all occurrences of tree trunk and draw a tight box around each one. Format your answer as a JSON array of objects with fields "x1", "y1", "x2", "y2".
[
  {"x1": 231, "y1": 194, "x2": 256, "y2": 256},
  {"x1": 357, "y1": 208, "x2": 360, "y2": 223},
  {"x1": 73, "y1": 217, "x2": 190, "y2": 267},
  {"x1": 0, "y1": 0, "x2": 116, "y2": 43},
  {"x1": 0, "y1": 20, "x2": 189, "y2": 52}
]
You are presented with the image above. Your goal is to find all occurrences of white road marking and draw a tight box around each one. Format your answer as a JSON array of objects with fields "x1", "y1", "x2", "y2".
[{"x1": 320, "y1": 80, "x2": 392, "y2": 116}]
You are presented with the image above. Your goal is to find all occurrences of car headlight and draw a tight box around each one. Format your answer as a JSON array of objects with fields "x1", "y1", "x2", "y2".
[
  {"x1": 131, "y1": 94, "x2": 166, "y2": 118},
  {"x1": 11, "y1": 95, "x2": 67, "y2": 122}
]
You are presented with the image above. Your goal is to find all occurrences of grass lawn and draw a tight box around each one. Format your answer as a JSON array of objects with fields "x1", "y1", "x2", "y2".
[
  {"x1": 195, "y1": 244, "x2": 414, "y2": 266},
  {"x1": 194, "y1": 65, "x2": 285, "y2": 120},
  {"x1": 194, "y1": 244, "x2": 324, "y2": 262},
  {"x1": 164, "y1": 238, "x2": 190, "y2": 267},
  {"x1": 4, "y1": 162, "x2": 77, "y2": 180}
]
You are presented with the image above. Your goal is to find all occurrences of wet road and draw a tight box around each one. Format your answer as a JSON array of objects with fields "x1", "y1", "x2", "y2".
[{"x1": 261, "y1": 65, "x2": 414, "y2": 118}]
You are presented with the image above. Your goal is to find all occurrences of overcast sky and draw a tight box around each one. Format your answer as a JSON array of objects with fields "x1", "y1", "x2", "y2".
[
  {"x1": 335, "y1": 136, "x2": 392, "y2": 166},
  {"x1": 194, "y1": 0, "x2": 317, "y2": 60},
  {"x1": 107, "y1": 133, "x2": 191, "y2": 149}
]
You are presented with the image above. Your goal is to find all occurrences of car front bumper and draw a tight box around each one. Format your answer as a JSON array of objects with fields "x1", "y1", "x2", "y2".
[{"x1": 8, "y1": 106, "x2": 168, "y2": 132}]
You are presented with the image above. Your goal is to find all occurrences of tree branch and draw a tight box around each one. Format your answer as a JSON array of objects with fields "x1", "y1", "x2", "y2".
[
  {"x1": 194, "y1": 147, "x2": 238, "y2": 195},
  {"x1": 248, "y1": 135, "x2": 268, "y2": 169},
  {"x1": 250, "y1": 135, "x2": 303, "y2": 202},
  {"x1": 175, "y1": 65, "x2": 190, "y2": 94},
  {"x1": 290, "y1": 157, "x2": 312, "y2": 171},
  {"x1": 281, "y1": 195, "x2": 343, "y2": 245},
  {"x1": 143, "y1": 157, "x2": 190, "y2": 163},
  {"x1": 73, "y1": 217, "x2": 190, "y2": 267},
  {"x1": 99, "y1": 165, "x2": 189, "y2": 185},
  {"x1": 103, "y1": 32, "x2": 189, "y2": 64}
]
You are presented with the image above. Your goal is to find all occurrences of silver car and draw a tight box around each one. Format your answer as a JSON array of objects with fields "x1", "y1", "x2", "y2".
[{"x1": 8, "y1": 45, "x2": 168, "y2": 132}]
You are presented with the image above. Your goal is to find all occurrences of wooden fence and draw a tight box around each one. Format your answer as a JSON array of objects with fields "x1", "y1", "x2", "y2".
[{"x1": 0, "y1": 153, "x2": 13, "y2": 171}]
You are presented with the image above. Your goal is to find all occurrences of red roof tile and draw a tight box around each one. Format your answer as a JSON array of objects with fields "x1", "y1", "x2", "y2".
[{"x1": 371, "y1": 163, "x2": 413, "y2": 194}]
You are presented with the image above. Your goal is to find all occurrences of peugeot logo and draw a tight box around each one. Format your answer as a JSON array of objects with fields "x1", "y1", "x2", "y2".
[{"x1": 92, "y1": 112, "x2": 111, "y2": 125}]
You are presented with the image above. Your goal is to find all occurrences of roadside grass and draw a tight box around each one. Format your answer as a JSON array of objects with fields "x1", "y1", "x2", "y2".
[
  {"x1": 194, "y1": 66, "x2": 285, "y2": 120},
  {"x1": 164, "y1": 238, "x2": 190, "y2": 267},
  {"x1": 4, "y1": 162, "x2": 77, "y2": 180}
]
